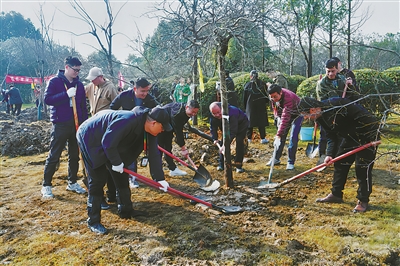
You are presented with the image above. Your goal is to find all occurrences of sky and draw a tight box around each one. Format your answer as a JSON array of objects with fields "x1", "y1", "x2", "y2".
[{"x1": 1, "y1": 0, "x2": 399, "y2": 62}]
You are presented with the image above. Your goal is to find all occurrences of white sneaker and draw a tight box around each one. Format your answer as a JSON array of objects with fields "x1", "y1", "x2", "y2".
[
  {"x1": 129, "y1": 177, "x2": 140, "y2": 188},
  {"x1": 41, "y1": 186, "x2": 54, "y2": 198},
  {"x1": 266, "y1": 158, "x2": 280, "y2": 166},
  {"x1": 236, "y1": 168, "x2": 244, "y2": 173},
  {"x1": 260, "y1": 138, "x2": 269, "y2": 144},
  {"x1": 286, "y1": 163, "x2": 295, "y2": 170},
  {"x1": 169, "y1": 167, "x2": 187, "y2": 176},
  {"x1": 66, "y1": 182, "x2": 87, "y2": 194}
]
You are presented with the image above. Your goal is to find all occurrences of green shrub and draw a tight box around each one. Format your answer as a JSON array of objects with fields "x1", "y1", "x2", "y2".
[
  {"x1": 296, "y1": 74, "x2": 322, "y2": 98},
  {"x1": 287, "y1": 74, "x2": 306, "y2": 93},
  {"x1": 354, "y1": 68, "x2": 399, "y2": 116}
]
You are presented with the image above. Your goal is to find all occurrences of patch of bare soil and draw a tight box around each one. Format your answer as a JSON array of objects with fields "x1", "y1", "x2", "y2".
[{"x1": 0, "y1": 113, "x2": 399, "y2": 265}]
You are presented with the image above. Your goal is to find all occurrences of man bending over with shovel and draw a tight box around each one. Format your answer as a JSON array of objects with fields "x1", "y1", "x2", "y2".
[
  {"x1": 297, "y1": 97, "x2": 380, "y2": 213},
  {"x1": 76, "y1": 106, "x2": 172, "y2": 234},
  {"x1": 267, "y1": 84, "x2": 303, "y2": 170},
  {"x1": 209, "y1": 102, "x2": 249, "y2": 173},
  {"x1": 158, "y1": 100, "x2": 200, "y2": 176}
]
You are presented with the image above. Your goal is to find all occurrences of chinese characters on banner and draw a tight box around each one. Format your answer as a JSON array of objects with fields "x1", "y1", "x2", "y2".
[{"x1": 5, "y1": 74, "x2": 55, "y2": 85}]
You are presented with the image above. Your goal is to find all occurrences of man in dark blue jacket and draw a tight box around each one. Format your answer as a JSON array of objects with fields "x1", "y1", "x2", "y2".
[
  {"x1": 209, "y1": 102, "x2": 249, "y2": 173},
  {"x1": 6, "y1": 84, "x2": 23, "y2": 116},
  {"x1": 41, "y1": 56, "x2": 88, "y2": 198},
  {"x1": 76, "y1": 106, "x2": 172, "y2": 234}
]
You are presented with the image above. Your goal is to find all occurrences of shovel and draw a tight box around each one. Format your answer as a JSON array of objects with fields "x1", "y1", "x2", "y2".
[
  {"x1": 305, "y1": 122, "x2": 319, "y2": 158},
  {"x1": 258, "y1": 143, "x2": 279, "y2": 187},
  {"x1": 158, "y1": 146, "x2": 212, "y2": 187},
  {"x1": 123, "y1": 168, "x2": 243, "y2": 214},
  {"x1": 258, "y1": 140, "x2": 381, "y2": 189}
]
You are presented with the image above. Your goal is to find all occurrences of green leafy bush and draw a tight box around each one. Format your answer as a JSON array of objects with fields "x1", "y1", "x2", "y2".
[
  {"x1": 287, "y1": 75, "x2": 306, "y2": 93},
  {"x1": 296, "y1": 74, "x2": 322, "y2": 98}
]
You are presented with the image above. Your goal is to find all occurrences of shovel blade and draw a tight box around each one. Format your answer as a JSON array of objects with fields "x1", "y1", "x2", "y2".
[
  {"x1": 193, "y1": 163, "x2": 212, "y2": 187},
  {"x1": 306, "y1": 143, "x2": 318, "y2": 158}
]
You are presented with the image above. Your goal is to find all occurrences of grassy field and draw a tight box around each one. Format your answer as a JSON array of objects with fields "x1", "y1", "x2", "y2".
[{"x1": 0, "y1": 115, "x2": 399, "y2": 265}]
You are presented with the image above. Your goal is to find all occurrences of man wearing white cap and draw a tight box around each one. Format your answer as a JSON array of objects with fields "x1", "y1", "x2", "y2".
[{"x1": 85, "y1": 67, "x2": 118, "y2": 116}]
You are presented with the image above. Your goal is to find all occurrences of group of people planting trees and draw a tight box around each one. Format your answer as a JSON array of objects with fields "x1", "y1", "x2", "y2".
[{"x1": 38, "y1": 55, "x2": 380, "y2": 234}]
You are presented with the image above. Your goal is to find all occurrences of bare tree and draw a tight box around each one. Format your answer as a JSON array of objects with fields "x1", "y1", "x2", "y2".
[{"x1": 58, "y1": 0, "x2": 127, "y2": 78}]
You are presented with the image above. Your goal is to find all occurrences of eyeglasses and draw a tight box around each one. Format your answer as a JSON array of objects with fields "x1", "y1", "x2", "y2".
[{"x1": 69, "y1": 65, "x2": 81, "y2": 73}]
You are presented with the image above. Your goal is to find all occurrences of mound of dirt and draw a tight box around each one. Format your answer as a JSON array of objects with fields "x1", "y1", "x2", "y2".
[{"x1": 0, "y1": 107, "x2": 52, "y2": 157}]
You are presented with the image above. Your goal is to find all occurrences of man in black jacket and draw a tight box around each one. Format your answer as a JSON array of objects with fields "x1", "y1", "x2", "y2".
[
  {"x1": 243, "y1": 70, "x2": 269, "y2": 144},
  {"x1": 158, "y1": 100, "x2": 200, "y2": 176},
  {"x1": 76, "y1": 106, "x2": 172, "y2": 234},
  {"x1": 110, "y1": 77, "x2": 159, "y2": 110},
  {"x1": 298, "y1": 97, "x2": 380, "y2": 213},
  {"x1": 110, "y1": 77, "x2": 159, "y2": 191},
  {"x1": 209, "y1": 102, "x2": 249, "y2": 173}
]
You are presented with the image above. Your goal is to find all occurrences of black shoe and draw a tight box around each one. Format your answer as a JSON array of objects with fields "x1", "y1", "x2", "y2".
[
  {"x1": 316, "y1": 193, "x2": 343, "y2": 203},
  {"x1": 119, "y1": 209, "x2": 148, "y2": 219},
  {"x1": 101, "y1": 199, "x2": 110, "y2": 210},
  {"x1": 88, "y1": 222, "x2": 107, "y2": 234}
]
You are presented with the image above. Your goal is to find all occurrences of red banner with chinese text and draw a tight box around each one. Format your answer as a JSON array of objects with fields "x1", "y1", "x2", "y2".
[{"x1": 5, "y1": 74, "x2": 55, "y2": 85}]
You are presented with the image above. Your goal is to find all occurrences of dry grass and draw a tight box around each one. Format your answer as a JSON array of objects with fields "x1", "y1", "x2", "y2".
[{"x1": 1, "y1": 119, "x2": 399, "y2": 265}]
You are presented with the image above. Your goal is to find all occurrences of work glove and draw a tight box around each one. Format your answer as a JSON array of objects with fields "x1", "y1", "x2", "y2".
[
  {"x1": 66, "y1": 87, "x2": 77, "y2": 98},
  {"x1": 273, "y1": 136, "x2": 281, "y2": 150},
  {"x1": 112, "y1": 162, "x2": 124, "y2": 173},
  {"x1": 181, "y1": 147, "x2": 189, "y2": 157},
  {"x1": 158, "y1": 180, "x2": 169, "y2": 192}
]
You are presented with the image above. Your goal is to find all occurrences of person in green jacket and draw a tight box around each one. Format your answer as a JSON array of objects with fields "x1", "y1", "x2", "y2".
[{"x1": 173, "y1": 77, "x2": 191, "y2": 103}]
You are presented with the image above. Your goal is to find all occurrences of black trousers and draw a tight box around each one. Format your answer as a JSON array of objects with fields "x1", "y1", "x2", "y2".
[
  {"x1": 43, "y1": 120, "x2": 79, "y2": 186},
  {"x1": 330, "y1": 139, "x2": 378, "y2": 203},
  {"x1": 11, "y1": 103, "x2": 22, "y2": 116},
  {"x1": 157, "y1": 131, "x2": 177, "y2": 171},
  {"x1": 220, "y1": 127, "x2": 247, "y2": 168},
  {"x1": 247, "y1": 126, "x2": 266, "y2": 140}
]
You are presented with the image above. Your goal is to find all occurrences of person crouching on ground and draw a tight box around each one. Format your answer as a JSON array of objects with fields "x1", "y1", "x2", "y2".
[
  {"x1": 297, "y1": 97, "x2": 380, "y2": 213},
  {"x1": 267, "y1": 84, "x2": 303, "y2": 170},
  {"x1": 209, "y1": 102, "x2": 249, "y2": 173},
  {"x1": 76, "y1": 106, "x2": 172, "y2": 234}
]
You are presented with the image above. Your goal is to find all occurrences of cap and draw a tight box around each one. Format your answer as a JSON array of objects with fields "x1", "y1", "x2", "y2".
[
  {"x1": 325, "y1": 59, "x2": 338, "y2": 69},
  {"x1": 149, "y1": 106, "x2": 173, "y2": 131},
  {"x1": 86, "y1": 67, "x2": 103, "y2": 81},
  {"x1": 250, "y1": 70, "x2": 258, "y2": 77},
  {"x1": 135, "y1": 77, "x2": 151, "y2": 88}
]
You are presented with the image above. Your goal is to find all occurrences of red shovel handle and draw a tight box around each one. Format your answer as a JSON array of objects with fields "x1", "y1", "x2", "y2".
[
  {"x1": 158, "y1": 146, "x2": 190, "y2": 168},
  {"x1": 279, "y1": 140, "x2": 381, "y2": 187},
  {"x1": 123, "y1": 168, "x2": 213, "y2": 209}
]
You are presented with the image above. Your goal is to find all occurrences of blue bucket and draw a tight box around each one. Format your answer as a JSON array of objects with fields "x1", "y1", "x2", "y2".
[{"x1": 300, "y1": 127, "x2": 314, "y2": 141}]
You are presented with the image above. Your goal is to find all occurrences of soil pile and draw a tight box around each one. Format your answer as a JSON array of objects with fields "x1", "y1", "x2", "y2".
[{"x1": 0, "y1": 107, "x2": 51, "y2": 157}]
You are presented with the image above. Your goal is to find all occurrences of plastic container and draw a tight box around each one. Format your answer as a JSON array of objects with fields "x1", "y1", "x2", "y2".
[{"x1": 299, "y1": 127, "x2": 314, "y2": 141}]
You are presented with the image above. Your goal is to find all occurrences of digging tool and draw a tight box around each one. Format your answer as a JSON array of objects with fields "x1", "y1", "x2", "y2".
[
  {"x1": 259, "y1": 145, "x2": 279, "y2": 187},
  {"x1": 71, "y1": 95, "x2": 88, "y2": 188},
  {"x1": 258, "y1": 140, "x2": 381, "y2": 189},
  {"x1": 123, "y1": 168, "x2": 243, "y2": 214},
  {"x1": 158, "y1": 146, "x2": 212, "y2": 187},
  {"x1": 306, "y1": 122, "x2": 319, "y2": 158}
]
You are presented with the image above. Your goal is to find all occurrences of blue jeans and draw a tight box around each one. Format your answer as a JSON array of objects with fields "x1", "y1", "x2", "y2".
[{"x1": 275, "y1": 116, "x2": 303, "y2": 164}]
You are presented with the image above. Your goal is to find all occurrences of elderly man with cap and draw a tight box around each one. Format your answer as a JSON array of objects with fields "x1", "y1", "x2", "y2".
[
  {"x1": 85, "y1": 67, "x2": 118, "y2": 116},
  {"x1": 110, "y1": 77, "x2": 159, "y2": 111},
  {"x1": 76, "y1": 105, "x2": 172, "y2": 234},
  {"x1": 243, "y1": 70, "x2": 270, "y2": 144},
  {"x1": 85, "y1": 67, "x2": 119, "y2": 209},
  {"x1": 297, "y1": 97, "x2": 380, "y2": 213}
]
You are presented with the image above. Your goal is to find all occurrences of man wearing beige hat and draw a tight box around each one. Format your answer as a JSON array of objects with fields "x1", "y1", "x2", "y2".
[
  {"x1": 85, "y1": 67, "x2": 119, "y2": 209},
  {"x1": 85, "y1": 67, "x2": 118, "y2": 116}
]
